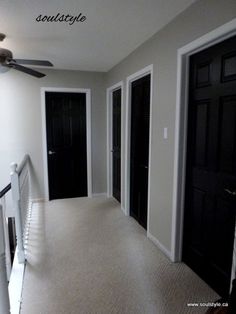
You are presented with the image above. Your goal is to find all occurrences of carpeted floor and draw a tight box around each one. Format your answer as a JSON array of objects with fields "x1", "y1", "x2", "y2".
[{"x1": 21, "y1": 196, "x2": 219, "y2": 314}]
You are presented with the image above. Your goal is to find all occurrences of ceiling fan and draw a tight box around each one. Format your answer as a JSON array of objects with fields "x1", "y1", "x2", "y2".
[{"x1": 0, "y1": 33, "x2": 53, "y2": 78}]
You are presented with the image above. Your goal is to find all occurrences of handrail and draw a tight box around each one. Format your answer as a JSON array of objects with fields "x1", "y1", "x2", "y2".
[
  {"x1": 0, "y1": 183, "x2": 11, "y2": 198},
  {"x1": 17, "y1": 154, "x2": 30, "y2": 175}
]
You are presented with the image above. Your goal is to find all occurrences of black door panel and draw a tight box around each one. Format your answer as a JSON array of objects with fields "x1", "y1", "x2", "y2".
[
  {"x1": 112, "y1": 89, "x2": 121, "y2": 202},
  {"x1": 183, "y1": 35, "x2": 236, "y2": 297},
  {"x1": 46, "y1": 92, "x2": 87, "y2": 200},
  {"x1": 130, "y1": 74, "x2": 151, "y2": 229}
]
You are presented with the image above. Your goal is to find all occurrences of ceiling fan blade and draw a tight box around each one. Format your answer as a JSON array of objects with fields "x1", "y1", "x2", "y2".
[
  {"x1": 8, "y1": 62, "x2": 45, "y2": 78},
  {"x1": 13, "y1": 59, "x2": 53, "y2": 67}
]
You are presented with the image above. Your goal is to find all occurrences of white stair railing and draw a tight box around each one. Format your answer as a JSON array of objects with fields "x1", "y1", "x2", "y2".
[
  {"x1": 0, "y1": 187, "x2": 12, "y2": 281},
  {"x1": 0, "y1": 182, "x2": 12, "y2": 314},
  {"x1": 0, "y1": 154, "x2": 31, "y2": 313},
  {"x1": 10, "y1": 154, "x2": 31, "y2": 264}
]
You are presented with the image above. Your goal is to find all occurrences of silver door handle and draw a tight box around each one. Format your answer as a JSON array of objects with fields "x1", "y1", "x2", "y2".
[
  {"x1": 48, "y1": 150, "x2": 56, "y2": 155},
  {"x1": 224, "y1": 188, "x2": 236, "y2": 196},
  {"x1": 140, "y1": 164, "x2": 148, "y2": 169}
]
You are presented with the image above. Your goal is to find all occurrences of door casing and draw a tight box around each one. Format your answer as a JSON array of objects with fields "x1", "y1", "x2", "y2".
[
  {"x1": 106, "y1": 82, "x2": 124, "y2": 210},
  {"x1": 41, "y1": 87, "x2": 92, "y2": 201},
  {"x1": 171, "y1": 18, "x2": 236, "y2": 288},
  {"x1": 125, "y1": 65, "x2": 153, "y2": 234}
]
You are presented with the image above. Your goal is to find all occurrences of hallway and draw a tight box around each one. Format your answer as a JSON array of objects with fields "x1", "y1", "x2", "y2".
[{"x1": 21, "y1": 197, "x2": 218, "y2": 314}]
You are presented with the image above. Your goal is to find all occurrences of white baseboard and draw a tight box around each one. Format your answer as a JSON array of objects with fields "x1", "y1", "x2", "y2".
[
  {"x1": 147, "y1": 231, "x2": 171, "y2": 260},
  {"x1": 30, "y1": 198, "x2": 45, "y2": 203},
  {"x1": 92, "y1": 193, "x2": 107, "y2": 197},
  {"x1": 121, "y1": 206, "x2": 127, "y2": 216}
]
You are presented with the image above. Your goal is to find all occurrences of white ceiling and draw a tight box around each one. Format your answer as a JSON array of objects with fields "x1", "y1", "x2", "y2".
[{"x1": 0, "y1": 0, "x2": 196, "y2": 72}]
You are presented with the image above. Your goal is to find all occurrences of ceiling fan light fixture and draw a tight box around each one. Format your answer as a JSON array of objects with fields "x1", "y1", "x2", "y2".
[
  {"x1": 0, "y1": 64, "x2": 10, "y2": 73},
  {"x1": 0, "y1": 33, "x2": 6, "y2": 42}
]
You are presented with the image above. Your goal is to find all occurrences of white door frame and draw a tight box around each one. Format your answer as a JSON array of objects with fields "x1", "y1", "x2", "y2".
[
  {"x1": 171, "y1": 18, "x2": 236, "y2": 264},
  {"x1": 125, "y1": 64, "x2": 153, "y2": 233},
  {"x1": 106, "y1": 82, "x2": 124, "y2": 209},
  {"x1": 41, "y1": 87, "x2": 92, "y2": 201}
]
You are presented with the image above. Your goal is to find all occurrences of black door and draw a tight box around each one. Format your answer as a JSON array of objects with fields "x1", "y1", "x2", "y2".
[
  {"x1": 112, "y1": 88, "x2": 121, "y2": 202},
  {"x1": 130, "y1": 74, "x2": 151, "y2": 229},
  {"x1": 183, "y1": 35, "x2": 236, "y2": 297},
  {"x1": 46, "y1": 92, "x2": 87, "y2": 200}
]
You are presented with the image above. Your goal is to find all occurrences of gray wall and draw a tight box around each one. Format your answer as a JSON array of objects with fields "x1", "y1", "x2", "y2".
[
  {"x1": 105, "y1": 0, "x2": 236, "y2": 253},
  {"x1": 0, "y1": 69, "x2": 106, "y2": 198}
]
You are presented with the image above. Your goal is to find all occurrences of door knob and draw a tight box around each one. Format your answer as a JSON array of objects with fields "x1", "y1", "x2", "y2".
[
  {"x1": 48, "y1": 150, "x2": 56, "y2": 155},
  {"x1": 224, "y1": 188, "x2": 236, "y2": 196},
  {"x1": 140, "y1": 165, "x2": 148, "y2": 169}
]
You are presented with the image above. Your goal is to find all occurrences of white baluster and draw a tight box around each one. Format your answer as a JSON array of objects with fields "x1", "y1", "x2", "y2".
[
  {"x1": 0, "y1": 205, "x2": 10, "y2": 313},
  {"x1": 1, "y1": 195, "x2": 12, "y2": 280},
  {"x1": 10, "y1": 163, "x2": 25, "y2": 263}
]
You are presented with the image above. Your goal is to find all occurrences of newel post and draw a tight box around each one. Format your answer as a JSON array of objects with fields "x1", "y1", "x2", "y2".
[
  {"x1": 10, "y1": 162, "x2": 25, "y2": 263},
  {"x1": 0, "y1": 205, "x2": 10, "y2": 313}
]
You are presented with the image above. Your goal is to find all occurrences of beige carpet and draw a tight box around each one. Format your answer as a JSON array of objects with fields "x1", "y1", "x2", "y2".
[{"x1": 21, "y1": 197, "x2": 218, "y2": 314}]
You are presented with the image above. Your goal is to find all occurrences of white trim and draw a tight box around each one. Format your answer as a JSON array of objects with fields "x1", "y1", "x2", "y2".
[
  {"x1": 106, "y1": 81, "x2": 124, "y2": 206},
  {"x1": 125, "y1": 64, "x2": 153, "y2": 236},
  {"x1": 41, "y1": 87, "x2": 92, "y2": 201},
  {"x1": 86, "y1": 91, "x2": 92, "y2": 197},
  {"x1": 30, "y1": 198, "x2": 45, "y2": 203},
  {"x1": 121, "y1": 206, "x2": 127, "y2": 216},
  {"x1": 171, "y1": 18, "x2": 236, "y2": 266},
  {"x1": 147, "y1": 231, "x2": 171, "y2": 259},
  {"x1": 92, "y1": 193, "x2": 107, "y2": 197}
]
